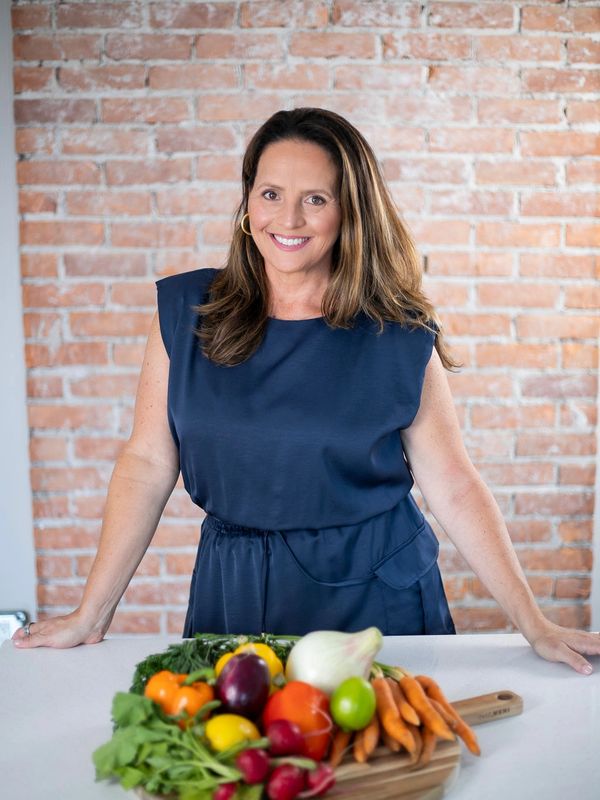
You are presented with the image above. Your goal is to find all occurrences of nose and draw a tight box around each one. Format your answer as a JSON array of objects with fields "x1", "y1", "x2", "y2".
[{"x1": 276, "y1": 198, "x2": 306, "y2": 230}]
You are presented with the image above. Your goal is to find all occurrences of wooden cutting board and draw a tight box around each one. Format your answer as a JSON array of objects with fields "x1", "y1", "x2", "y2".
[
  {"x1": 135, "y1": 689, "x2": 523, "y2": 800},
  {"x1": 328, "y1": 689, "x2": 523, "y2": 799}
]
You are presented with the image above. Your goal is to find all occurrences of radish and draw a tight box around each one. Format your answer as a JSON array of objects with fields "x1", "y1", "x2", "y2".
[
  {"x1": 235, "y1": 748, "x2": 270, "y2": 783},
  {"x1": 266, "y1": 719, "x2": 305, "y2": 756},
  {"x1": 299, "y1": 763, "x2": 336, "y2": 797},
  {"x1": 266, "y1": 764, "x2": 306, "y2": 800},
  {"x1": 213, "y1": 782, "x2": 237, "y2": 800}
]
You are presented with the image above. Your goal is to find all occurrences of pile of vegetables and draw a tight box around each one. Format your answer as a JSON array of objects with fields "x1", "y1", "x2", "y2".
[{"x1": 93, "y1": 627, "x2": 479, "y2": 799}]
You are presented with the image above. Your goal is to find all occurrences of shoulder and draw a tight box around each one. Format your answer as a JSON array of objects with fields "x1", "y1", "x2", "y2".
[{"x1": 155, "y1": 267, "x2": 220, "y2": 302}]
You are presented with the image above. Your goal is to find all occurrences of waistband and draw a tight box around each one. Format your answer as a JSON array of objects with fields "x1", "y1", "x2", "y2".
[{"x1": 202, "y1": 512, "x2": 272, "y2": 536}]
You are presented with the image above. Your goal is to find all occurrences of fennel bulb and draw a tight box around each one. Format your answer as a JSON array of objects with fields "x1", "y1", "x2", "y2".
[{"x1": 284, "y1": 627, "x2": 383, "y2": 695}]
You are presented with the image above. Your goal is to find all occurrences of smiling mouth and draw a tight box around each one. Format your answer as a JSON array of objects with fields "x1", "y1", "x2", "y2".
[{"x1": 269, "y1": 232, "x2": 312, "y2": 250}]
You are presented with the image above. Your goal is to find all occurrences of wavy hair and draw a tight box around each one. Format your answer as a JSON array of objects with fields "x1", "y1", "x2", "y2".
[{"x1": 194, "y1": 107, "x2": 459, "y2": 370}]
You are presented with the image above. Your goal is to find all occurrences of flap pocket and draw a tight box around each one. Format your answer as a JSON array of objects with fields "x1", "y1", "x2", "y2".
[{"x1": 372, "y1": 521, "x2": 439, "y2": 590}]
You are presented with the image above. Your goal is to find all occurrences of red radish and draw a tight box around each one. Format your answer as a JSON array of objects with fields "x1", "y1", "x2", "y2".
[
  {"x1": 266, "y1": 719, "x2": 305, "y2": 756},
  {"x1": 235, "y1": 748, "x2": 270, "y2": 784},
  {"x1": 266, "y1": 764, "x2": 306, "y2": 800},
  {"x1": 213, "y1": 783, "x2": 237, "y2": 800},
  {"x1": 299, "y1": 763, "x2": 336, "y2": 797}
]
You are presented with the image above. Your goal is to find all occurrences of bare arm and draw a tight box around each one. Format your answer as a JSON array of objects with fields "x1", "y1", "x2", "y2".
[
  {"x1": 400, "y1": 348, "x2": 600, "y2": 674},
  {"x1": 13, "y1": 310, "x2": 180, "y2": 648}
]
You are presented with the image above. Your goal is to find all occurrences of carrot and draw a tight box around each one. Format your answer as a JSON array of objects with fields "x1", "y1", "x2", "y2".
[
  {"x1": 372, "y1": 677, "x2": 416, "y2": 754},
  {"x1": 328, "y1": 728, "x2": 352, "y2": 768},
  {"x1": 362, "y1": 712, "x2": 380, "y2": 760},
  {"x1": 406, "y1": 723, "x2": 423, "y2": 766},
  {"x1": 353, "y1": 727, "x2": 367, "y2": 763},
  {"x1": 399, "y1": 676, "x2": 454, "y2": 741},
  {"x1": 386, "y1": 677, "x2": 420, "y2": 726},
  {"x1": 416, "y1": 726, "x2": 437, "y2": 769},
  {"x1": 416, "y1": 675, "x2": 481, "y2": 757},
  {"x1": 382, "y1": 729, "x2": 402, "y2": 753}
]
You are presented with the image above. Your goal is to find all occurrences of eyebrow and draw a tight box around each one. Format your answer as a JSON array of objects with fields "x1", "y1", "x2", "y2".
[{"x1": 256, "y1": 182, "x2": 334, "y2": 198}]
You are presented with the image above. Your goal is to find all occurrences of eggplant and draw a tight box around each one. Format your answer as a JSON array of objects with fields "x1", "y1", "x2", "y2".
[{"x1": 216, "y1": 653, "x2": 271, "y2": 718}]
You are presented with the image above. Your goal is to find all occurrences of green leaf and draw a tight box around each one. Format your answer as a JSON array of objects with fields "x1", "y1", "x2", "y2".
[
  {"x1": 112, "y1": 691, "x2": 156, "y2": 727},
  {"x1": 119, "y1": 766, "x2": 146, "y2": 790},
  {"x1": 235, "y1": 784, "x2": 264, "y2": 800},
  {"x1": 179, "y1": 788, "x2": 214, "y2": 800}
]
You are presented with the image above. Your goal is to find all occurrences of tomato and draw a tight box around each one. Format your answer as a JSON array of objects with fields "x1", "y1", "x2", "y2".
[
  {"x1": 205, "y1": 714, "x2": 261, "y2": 752},
  {"x1": 166, "y1": 683, "x2": 215, "y2": 728},
  {"x1": 144, "y1": 670, "x2": 180, "y2": 711},
  {"x1": 330, "y1": 677, "x2": 376, "y2": 732},
  {"x1": 233, "y1": 643, "x2": 284, "y2": 680},
  {"x1": 215, "y1": 651, "x2": 235, "y2": 677},
  {"x1": 262, "y1": 681, "x2": 332, "y2": 761}
]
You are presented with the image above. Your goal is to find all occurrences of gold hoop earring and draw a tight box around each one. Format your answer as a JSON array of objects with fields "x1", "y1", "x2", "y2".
[{"x1": 241, "y1": 213, "x2": 252, "y2": 235}]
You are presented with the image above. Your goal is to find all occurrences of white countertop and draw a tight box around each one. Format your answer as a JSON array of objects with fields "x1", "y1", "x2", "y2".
[{"x1": 1, "y1": 633, "x2": 598, "y2": 800}]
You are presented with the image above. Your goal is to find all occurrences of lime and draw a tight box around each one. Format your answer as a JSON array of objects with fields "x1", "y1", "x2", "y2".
[{"x1": 330, "y1": 676, "x2": 376, "y2": 731}]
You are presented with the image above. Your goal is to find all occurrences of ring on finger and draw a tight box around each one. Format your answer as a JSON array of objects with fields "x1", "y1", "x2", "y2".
[{"x1": 23, "y1": 622, "x2": 34, "y2": 637}]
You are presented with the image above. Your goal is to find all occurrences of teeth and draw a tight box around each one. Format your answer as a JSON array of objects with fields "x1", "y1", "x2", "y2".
[{"x1": 273, "y1": 234, "x2": 309, "y2": 246}]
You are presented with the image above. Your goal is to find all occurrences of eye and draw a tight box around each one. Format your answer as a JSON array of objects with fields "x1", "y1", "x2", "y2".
[
  {"x1": 308, "y1": 195, "x2": 326, "y2": 206},
  {"x1": 262, "y1": 190, "x2": 278, "y2": 200}
]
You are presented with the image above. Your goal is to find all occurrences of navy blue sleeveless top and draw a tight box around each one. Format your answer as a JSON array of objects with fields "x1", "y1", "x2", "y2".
[{"x1": 156, "y1": 268, "x2": 435, "y2": 533}]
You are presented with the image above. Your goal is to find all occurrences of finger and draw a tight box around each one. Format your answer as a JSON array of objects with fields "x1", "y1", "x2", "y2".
[
  {"x1": 550, "y1": 641, "x2": 593, "y2": 675},
  {"x1": 13, "y1": 623, "x2": 44, "y2": 648},
  {"x1": 563, "y1": 630, "x2": 600, "y2": 657}
]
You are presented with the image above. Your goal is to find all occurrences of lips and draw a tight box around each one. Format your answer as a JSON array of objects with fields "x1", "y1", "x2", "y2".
[{"x1": 269, "y1": 232, "x2": 311, "y2": 252}]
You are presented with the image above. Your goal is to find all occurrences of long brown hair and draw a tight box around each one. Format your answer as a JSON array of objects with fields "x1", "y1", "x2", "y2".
[{"x1": 194, "y1": 107, "x2": 459, "y2": 370}]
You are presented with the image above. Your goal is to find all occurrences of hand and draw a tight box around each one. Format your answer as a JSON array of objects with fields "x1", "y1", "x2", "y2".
[
  {"x1": 11, "y1": 609, "x2": 109, "y2": 650},
  {"x1": 526, "y1": 618, "x2": 600, "y2": 675}
]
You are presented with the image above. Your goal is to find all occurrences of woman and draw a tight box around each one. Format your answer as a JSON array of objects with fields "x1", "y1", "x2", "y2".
[{"x1": 13, "y1": 108, "x2": 599, "y2": 674}]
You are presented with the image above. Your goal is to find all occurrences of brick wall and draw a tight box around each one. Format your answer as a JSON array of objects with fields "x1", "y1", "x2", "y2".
[{"x1": 12, "y1": 0, "x2": 599, "y2": 635}]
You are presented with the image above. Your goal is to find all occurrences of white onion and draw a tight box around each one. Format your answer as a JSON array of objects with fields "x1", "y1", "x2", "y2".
[{"x1": 284, "y1": 627, "x2": 383, "y2": 695}]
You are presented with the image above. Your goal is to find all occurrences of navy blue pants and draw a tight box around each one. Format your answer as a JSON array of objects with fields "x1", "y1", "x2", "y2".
[{"x1": 183, "y1": 511, "x2": 456, "y2": 637}]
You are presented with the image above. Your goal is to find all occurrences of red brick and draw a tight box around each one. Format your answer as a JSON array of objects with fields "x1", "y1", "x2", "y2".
[
  {"x1": 516, "y1": 492, "x2": 594, "y2": 516},
  {"x1": 471, "y1": 575, "x2": 552, "y2": 599},
  {"x1": 560, "y1": 401, "x2": 597, "y2": 428},
  {"x1": 113, "y1": 343, "x2": 146, "y2": 366},
  {"x1": 562, "y1": 344, "x2": 598, "y2": 370},
  {"x1": 30, "y1": 436, "x2": 68, "y2": 461},
  {"x1": 156, "y1": 187, "x2": 240, "y2": 216},
  {"x1": 66, "y1": 191, "x2": 151, "y2": 216},
  {"x1": 475, "y1": 160, "x2": 557, "y2": 186},
  {"x1": 383, "y1": 32, "x2": 470, "y2": 60},
  {"x1": 31, "y1": 466, "x2": 108, "y2": 492},
  {"x1": 69, "y1": 311, "x2": 152, "y2": 337},
  {"x1": 74, "y1": 437, "x2": 126, "y2": 461},
  {"x1": 384, "y1": 157, "x2": 467, "y2": 184},
  {"x1": 37, "y1": 556, "x2": 73, "y2": 580},
  {"x1": 475, "y1": 461, "x2": 554, "y2": 486},
  {"x1": 290, "y1": 32, "x2": 376, "y2": 58},
  {"x1": 476, "y1": 35, "x2": 561, "y2": 62},
  {"x1": 111, "y1": 282, "x2": 155, "y2": 307},
  {"x1": 559, "y1": 520, "x2": 592, "y2": 544},
  {"x1": 471, "y1": 404, "x2": 554, "y2": 429},
  {"x1": 152, "y1": 524, "x2": 202, "y2": 548},
  {"x1": 566, "y1": 102, "x2": 599, "y2": 125},
  {"x1": 195, "y1": 32, "x2": 284, "y2": 59},
  {"x1": 13, "y1": 34, "x2": 101, "y2": 61},
  {"x1": 554, "y1": 578, "x2": 591, "y2": 600},
  {"x1": 447, "y1": 372, "x2": 512, "y2": 398},
  {"x1": 23, "y1": 312, "x2": 61, "y2": 339},
  {"x1": 566, "y1": 224, "x2": 600, "y2": 247},
  {"x1": 559, "y1": 464, "x2": 595, "y2": 487},
  {"x1": 422, "y1": 281, "x2": 469, "y2": 308},
  {"x1": 33, "y1": 496, "x2": 70, "y2": 520},
  {"x1": 19, "y1": 190, "x2": 58, "y2": 214},
  {"x1": 11, "y1": 4, "x2": 52, "y2": 28},
  {"x1": 567, "y1": 162, "x2": 600, "y2": 185},
  {"x1": 157, "y1": 127, "x2": 237, "y2": 156},
  {"x1": 506, "y1": 520, "x2": 551, "y2": 543},
  {"x1": 428, "y1": 3, "x2": 514, "y2": 29},
  {"x1": 518, "y1": 547, "x2": 593, "y2": 572},
  {"x1": 405, "y1": 219, "x2": 470, "y2": 245},
  {"x1": 517, "y1": 433, "x2": 595, "y2": 457},
  {"x1": 565, "y1": 286, "x2": 600, "y2": 310},
  {"x1": 476, "y1": 343, "x2": 558, "y2": 369},
  {"x1": 38, "y1": 584, "x2": 84, "y2": 608},
  {"x1": 62, "y1": 129, "x2": 151, "y2": 156},
  {"x1": 429, "y1": 128, "x2": 514, "y2": 153},
  {"x1": 64, "y1": 252, "x2": 147, "y2": 277},
  {"x1": 56, "y1": 2, "x2": 142, "y2": 28},
  {"x1": 111, "y1": 222, "x2": 196, "y2": 248},
  {"x1": 21, "y1": 220, "x2": 103, "y2": 246},
  {"x1": 477, "y1": 222, "x2": 560, "y2": 247},
  {"x1": 27, "y1": 376, "x2": 64, "y2": 399},
  {"x1": 151, "y1": 1, "x2": 235, "y2": 28},
  {"x1": 167, "y1": 612, "x2": 187, "y2": 634},
  {"x1": 477, "y1": 283, "x2": 559, "y2": 308},
  {"x1": 34, "y1": 525, "x2": 99, "y2": 549},
  {"x1": 463, "y1": 432, "x2": 513, "y2": 459},
  {"x1": 101, "y1": 97, "x2": 190, "y2": 124},
  {"x1": 17, "y1": 160, "x2": 101, "y2": 185},
  {"x1": 521, "y1": 192, "x2": 599, "y2": 218},
  {"x1": 72, "y1": 496, "x2": 106, "y2": 519},
  {"x1": 428, "y1": 252, "x2": 513, "y2": 277},
  {"x1": 477, "y1": 97, "x2": 560, "y2": 124},
  {"x1": 519, "y1": 254, "x2": 596, "y2": 279},
  {"x1": 149, "y1": 63, "x2": 237, "y2": 90},
  {"x1": 109, "y1": 612, "x2": 162, "y2": 635},
  {"x1": 70, "y1": 374, "x2": 139, "y2": 398},
  {"x1": 29, "y1": 404, "x2": 113, "y2": 430},
  {"x1": 332, "y1": 1, "x2": 420, "y2": 27},
  {"x1": 124, "y1": 581, "x2": 191, "y2": 605},
  {"x1": 106, "y1": 33, "x2": 192, "y2": 60},
  {"x1": 195, "y1": 93, "x2": 283, "y2": 121},
  {"x1": 58, "y1": 64, "x2": 146, "y2": 92},
  {"x1": 523, "y1": 68, "x2": 600, "y2": 94},
  {"x1": 567, "y1": 39, "x2": 600, "y2": 65},
  {"x1": 521, "y1": 132, "x2": 600, "y2": 157},
  {"x1": 428, "y1": 66, "x2": 518, "y2": 93},
  {"x1": 15, "y1": 127, "x2": 54, "y2": 156},
  {"x1": 521, "y1": 6, "x2": 600, "y2": 33},
  {"x1": 14, "y1": 99, "x2": 96, "y2": 125},
  {"x1": 14, "y1": 66, "x2": 53, "y2": 93},
  {"x1": 451, "y1": 607, "x2": 512, "y2": 633},
  {"x1": 443, "y1": 312, "x2": 511, "y2": 336},
  {"x1": 31, "y1": 343, "x2": 109, "y2": 367},
  {"x1": 521, "y1": 374, "x2": 597, "y2": 400},
  {"x1": 165, "y1": 553, "x2": 197, "y2": 575},
  {"x1": 516, "y1": 314, "x2": 598, "y2": 339},
  {"x1": 335, "y1": 64, "x2": 423, "y2": 91},
  {"x1": 106, "y1": 159, "x2": 192, "y2": 186},
  {"x1": 23, "y1": 283, "x2": 105, "y2": 308},
  {"x1": 383, "y1": 95, "x2": 471, "y2": 123}
]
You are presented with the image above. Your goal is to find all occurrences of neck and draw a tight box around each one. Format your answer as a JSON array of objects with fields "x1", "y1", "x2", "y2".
[{"x1": 265, "y1": 264, "x2": 330, "y2": 319}]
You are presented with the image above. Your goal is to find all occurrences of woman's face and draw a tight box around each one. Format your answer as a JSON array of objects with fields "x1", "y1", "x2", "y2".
[{"x1": 247, "y1": 139, "x2": 342, "y2": 280}]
